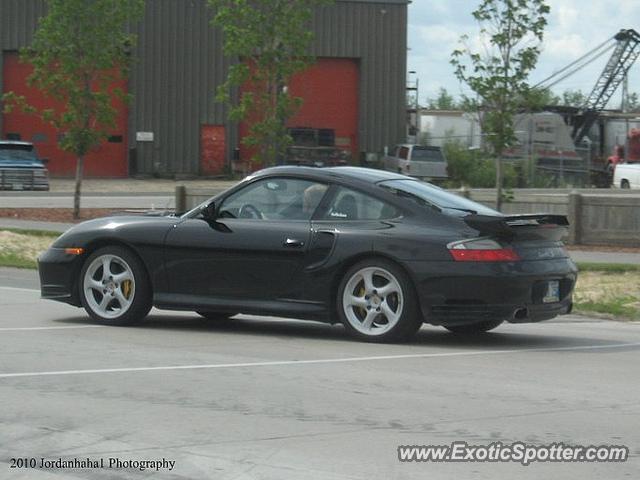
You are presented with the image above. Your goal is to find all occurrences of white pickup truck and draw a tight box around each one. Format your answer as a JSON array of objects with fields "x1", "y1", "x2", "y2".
[{"x1": 613, "y1": 163, "x2": 640, "y2": 189}]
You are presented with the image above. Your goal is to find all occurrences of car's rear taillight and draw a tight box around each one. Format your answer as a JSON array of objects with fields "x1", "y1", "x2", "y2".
[{"x1": 448, "y1": 238, "x2": 520, "y2": 262}]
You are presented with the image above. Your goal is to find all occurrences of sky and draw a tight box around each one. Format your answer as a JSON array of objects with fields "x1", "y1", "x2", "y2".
[{"x1": 407, "y1": 0, "x2": 640, "y2": 107}]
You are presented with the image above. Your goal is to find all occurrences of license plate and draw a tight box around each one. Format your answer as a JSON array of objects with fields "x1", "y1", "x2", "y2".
[{"x1": 543, "y1": 280, "x2": 560, "y2": 303}]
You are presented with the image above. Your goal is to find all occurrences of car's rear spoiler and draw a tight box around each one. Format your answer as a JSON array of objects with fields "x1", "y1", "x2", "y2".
[{"x1": 464, "y1": 214, "x2": 570, "y2": 241}]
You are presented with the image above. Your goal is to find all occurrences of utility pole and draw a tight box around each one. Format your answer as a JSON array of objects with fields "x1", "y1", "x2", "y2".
[
  {"x1": 622, "y1": 74, "x2": 629, "y2": 112},
  {"x1": 407, "y1": 70, "x2": 419, "y2": 143}
]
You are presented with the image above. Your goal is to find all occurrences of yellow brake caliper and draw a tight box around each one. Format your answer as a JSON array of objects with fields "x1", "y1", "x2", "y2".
[
  {"x1": 122, "y1": 280, "x2": 132, "y2": 299},
  {"x1": 358, "y1": 285, "x2": 366, "y2": 317}
]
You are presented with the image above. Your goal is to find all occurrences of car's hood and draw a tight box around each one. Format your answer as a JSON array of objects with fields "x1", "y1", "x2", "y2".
[{"x1": 0, "y1": 158, "x2": 46, "y2": 169}]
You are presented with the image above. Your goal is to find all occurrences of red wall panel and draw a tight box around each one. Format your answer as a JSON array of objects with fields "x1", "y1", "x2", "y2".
[
  {"x1": 239, "y1": 58, "x2": 359, "y2": 167},
  {"x1": 2, "y1": 52, "x2": 128, "y2": 177}
]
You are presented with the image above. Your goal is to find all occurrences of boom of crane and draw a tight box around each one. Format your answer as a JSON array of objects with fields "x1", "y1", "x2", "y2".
[{"x1": 572, "y1": 29, "x2": 640, "y2": 145}]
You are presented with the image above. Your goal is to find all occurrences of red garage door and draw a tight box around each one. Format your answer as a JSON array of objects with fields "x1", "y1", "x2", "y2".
[
  {"x1": 2, "y1": 52, "x2": 128, "y2": 177},
  {"x1": 239, "y1": 58, "x2": 359, "y2": 167},
  {"x1": 288, "y1": 58, "x2": 359, "y2": 157}
]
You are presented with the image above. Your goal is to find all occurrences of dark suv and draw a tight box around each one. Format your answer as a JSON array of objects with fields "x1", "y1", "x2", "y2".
[{"x1": 0, "y1": 141, "x2": 50, "y2": 191}]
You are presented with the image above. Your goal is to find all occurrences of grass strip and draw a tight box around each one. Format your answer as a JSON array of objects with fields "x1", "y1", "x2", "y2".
[
  {"x1": 1, "y1": 228, "x2": 61, "y2": 238},
  {"x1": 0, "y1": 252, "x2": 38, "y2": 269},
  {"x1": 574, "y1": 296, "x2": 640, "y2": 321},
  {"x1": 575, "y1": 262, "x2": 640, "y2": 273}
]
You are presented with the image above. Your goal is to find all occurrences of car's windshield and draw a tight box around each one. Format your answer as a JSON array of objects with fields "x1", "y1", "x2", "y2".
[
  {"x1": 379, "y1": 179, "x2": 500, "y2": 216},
  {"x1": 0, "y1": 146, "x2": 38, "y2": 162}
]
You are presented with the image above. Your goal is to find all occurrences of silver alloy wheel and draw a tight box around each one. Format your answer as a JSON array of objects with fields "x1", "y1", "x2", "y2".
[
  {"x1": 83, "y1": 254, "x2": 136, "y2": 319},
  {"x1": 342, "y1": 266, "x2": 404, "y2": 336}
]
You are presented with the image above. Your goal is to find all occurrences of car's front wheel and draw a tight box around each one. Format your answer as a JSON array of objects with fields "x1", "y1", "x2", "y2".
[
  {"x1": 337, "y1": 259, "x2": 422, "y2": 342},
  {"x1": 80, "y1": 246, "x2": 152, "y2": 325},
  {"x1": 444, "y1": 319, "x2": 504, "y2": 334}
]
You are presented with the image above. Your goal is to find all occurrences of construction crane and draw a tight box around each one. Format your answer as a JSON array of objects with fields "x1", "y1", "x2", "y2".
[
  {"x1": 572, "y1": 29, "x2": 640, "y2": 145},
  {"x1": 531, "y1": 29, "x2": 640, "y2": 186},
  {"x1": 535, "y1": 29, "x2": 640, "y2": 145}
]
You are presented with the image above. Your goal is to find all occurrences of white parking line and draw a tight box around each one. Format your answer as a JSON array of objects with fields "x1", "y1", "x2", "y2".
[
  {"x1": 0, "y1": 286, "x2": 40, "y2": 293},
  {"x1": 1, "y1": 341, "x2": 639, "y2": 379},
  {"x1": 0, "y1": 325, "x2": 105, "y2": 332}
]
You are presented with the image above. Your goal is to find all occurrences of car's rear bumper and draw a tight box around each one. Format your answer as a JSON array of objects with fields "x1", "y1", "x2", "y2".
[
  {"x1": 409, "y1": 258, "x2": 577, "y2": 326},
  {"x1": 429, "y1": 297, "x2": 573, "y2": 325},
  {"x1": 38, "y1": 247, "x2": 82, "y2": 307}
]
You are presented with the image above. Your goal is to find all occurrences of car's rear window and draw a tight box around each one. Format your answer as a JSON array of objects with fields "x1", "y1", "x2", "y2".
[
  {"x1": 411, "y1": 147, "x2": 445, "y2": 162},
  {"x1": 379, "y1": 179, "x2": 500, "y2": 216}
]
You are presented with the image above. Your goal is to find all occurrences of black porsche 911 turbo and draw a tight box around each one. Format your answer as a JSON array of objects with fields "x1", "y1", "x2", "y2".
[{"x1": 38, "y1": 166, "x2": 577, "y2": 342}]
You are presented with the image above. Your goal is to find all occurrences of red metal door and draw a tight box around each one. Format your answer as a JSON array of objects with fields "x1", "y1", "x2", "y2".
[
  {"x1": 201, "y1": 125, "x2": 226, "y2": 175},
  {"x1": 2, "y1": 52, "x2": 128, "y2": 177}
]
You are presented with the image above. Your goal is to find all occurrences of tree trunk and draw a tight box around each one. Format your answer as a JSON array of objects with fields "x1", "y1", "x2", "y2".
[
  {"x1": 495, "y1": 154, "x2": 503, "y2": 211},
  {"x1": 73, "y1": 155, "x2": 84, "y2": 219}
]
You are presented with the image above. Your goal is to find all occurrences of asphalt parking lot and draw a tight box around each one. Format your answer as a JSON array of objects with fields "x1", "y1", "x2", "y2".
[{"x1": 1, "y1": 268, "x2": 639, "y2": 479}]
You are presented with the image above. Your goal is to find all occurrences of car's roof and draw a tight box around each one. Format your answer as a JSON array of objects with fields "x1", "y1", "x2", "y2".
[
  {"x1": 0, "y1": 141, "x2": 34, "y2": 147},
  {"x1": 0, "y1": 140, "x2": 33, "y2": 145},
  {"x1": 253, "y1": 165, "x2": 409, "y2": 184}
]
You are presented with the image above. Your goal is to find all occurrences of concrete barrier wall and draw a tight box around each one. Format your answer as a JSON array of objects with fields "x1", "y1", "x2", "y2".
[
  {"x1": 175, "y1": 186, "x2": 226, "y2": 213},
  {"x1": 177, "y1": 185, "x2": 640, "y2": 247}
]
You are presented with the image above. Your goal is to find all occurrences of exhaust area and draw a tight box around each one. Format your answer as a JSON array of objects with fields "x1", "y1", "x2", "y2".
[{"x1": 513, "y1": 308, "x2": 529, "y2": 321}]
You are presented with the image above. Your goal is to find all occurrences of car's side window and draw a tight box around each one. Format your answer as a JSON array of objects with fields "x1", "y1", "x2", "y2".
[
  {"x1": 218, "y1": 178, "x2": 328, "y2": 221},
  {"x1": 320, "y1": 187, "x2": 400, "y2": 221}
]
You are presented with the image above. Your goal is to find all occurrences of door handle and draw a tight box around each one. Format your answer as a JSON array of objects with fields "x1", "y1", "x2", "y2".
[{"x1": 283, "y1": 238, "x2": 305, "y2": 248}]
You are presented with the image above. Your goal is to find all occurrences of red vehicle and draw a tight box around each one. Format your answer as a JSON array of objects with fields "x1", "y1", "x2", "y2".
[{"x1": 606, "y1": 128, "x2": 640, "y2": 175}]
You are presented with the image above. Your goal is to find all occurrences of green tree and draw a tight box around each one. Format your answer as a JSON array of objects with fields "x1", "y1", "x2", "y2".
[
  {"x1": 626, "y1": 92, "x2": 640, "y2": 112},
  {"x1": 427, "y1": 88, "x2": 459, "y2": 110},
  {"x1": 451, "y1": 0, "x2": 550, "y2": 210},
  {"x1": 443, "y1": 141, "x2": 519, "y2": 188},
  {"x1": 522, "y1": 87, "x2": 560, "y2": 110},
  {"x1": 561, "y1": 89, "x2": 586, "y2": 107},
  {"x1": 2, "y1": 0, "x2": 143, "y2": 219},
  {"x1": 209, "y1": 0, "x2": 332, "y2": 166}
]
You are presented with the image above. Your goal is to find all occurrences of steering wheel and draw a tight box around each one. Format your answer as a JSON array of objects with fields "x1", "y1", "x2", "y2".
[{"x1": 238, "y1": 203, "x2": 263, "y2": 219}]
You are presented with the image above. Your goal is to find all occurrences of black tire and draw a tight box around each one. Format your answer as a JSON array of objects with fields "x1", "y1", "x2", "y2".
[
  {"x1": 621, "y1": 179, "x2": 630, "y2": 189},
  {"x1": 79, "y1": 245, "x2": 152, "y2": 326},
  {"x1": 196, "y1": 311, "x2": 236, "y2": 321},
  {"x1": 444, "y1": 319, "x2": 504, "y2": 334},
  {"x1": 337, "y1": 258, "x2": 422, "y2": 342}
]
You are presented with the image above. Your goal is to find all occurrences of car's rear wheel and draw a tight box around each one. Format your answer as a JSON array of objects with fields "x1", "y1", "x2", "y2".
[
  {"x1": 196, "y1": 311, "x2": 236, "y2": 321},
  {"x1": 80, "y1": 246, "x2": 152, "y2": 326},
  {"x1": 444, "y1": 319, "x2": 504, "y2": 334},
  {"x1": 337, "y1": 259, "x2": 422, "y2": 342},
  {"x1": 621, "y1": 179, "x2": 630, "y2": 189}
]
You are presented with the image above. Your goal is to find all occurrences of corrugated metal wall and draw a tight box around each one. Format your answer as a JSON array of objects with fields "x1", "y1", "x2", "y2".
[
  {"x1": 0, "y1": 0, "x2": 408, "y2": 176},
  {"x1": 129, "y1": 0, "x2": 235, "y2": 175}
]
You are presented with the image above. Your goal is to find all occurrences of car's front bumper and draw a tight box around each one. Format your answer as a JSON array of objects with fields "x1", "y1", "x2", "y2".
[
  {"x1": 38, "y1": 247, "x2": 83, "y2": 306},
  {"x1": 410, "y1": 258, "x2": 577, "y2": 326},
  {"x1": 0, "y1": 167, "x2": 49, "y2": 191}
]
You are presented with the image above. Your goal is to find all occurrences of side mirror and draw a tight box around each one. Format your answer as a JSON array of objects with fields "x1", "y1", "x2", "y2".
[{"x1": 201, "y1": 201, "x2": 217, "y2": 221}]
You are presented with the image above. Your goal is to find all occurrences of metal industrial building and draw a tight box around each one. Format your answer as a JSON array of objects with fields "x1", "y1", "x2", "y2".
[{"x1": 0, "y1": 0, "x2": 408, "y2": 177}]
